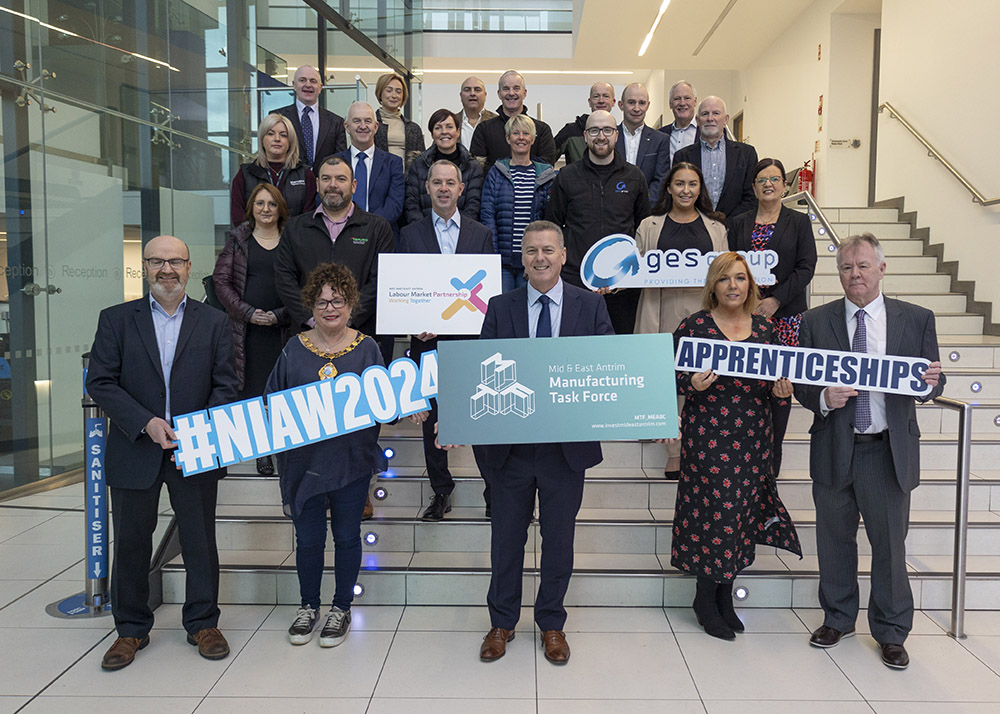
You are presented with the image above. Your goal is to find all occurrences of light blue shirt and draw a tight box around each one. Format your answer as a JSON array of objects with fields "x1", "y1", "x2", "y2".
[
  {"x1": 700, "y1": 135, "x2": 726, "y2": 210},
  {"x1": 668, "y1": 122, "x2": 697, "y2": 163},
  {"x1": 149, "y1": 293, "x2": 187, "y2": 421},
  {"x1": 526, "y1": 279, "x2": 564, "y2": 338},
  {"x1": 433, "y1": 209, "x2": 461, "y2": 254}
]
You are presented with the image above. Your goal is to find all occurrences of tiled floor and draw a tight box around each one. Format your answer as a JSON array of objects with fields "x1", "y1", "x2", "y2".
[{"x1": 3, "y1": 486, "x2": 1000, "y2": 713}]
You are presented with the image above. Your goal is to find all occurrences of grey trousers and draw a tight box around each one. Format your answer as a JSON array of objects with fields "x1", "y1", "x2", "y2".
[{"x1": 812, "y1": 438, "x2": 913, "y2": 645}]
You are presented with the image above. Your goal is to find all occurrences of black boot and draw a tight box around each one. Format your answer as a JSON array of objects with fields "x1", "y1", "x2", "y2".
[
  {"x1": 256, "y1": 455, "x2": 274, "y2": 476},
  {"x1": 692, "y1": 577, "x2": 735, "y2": 641},
  {"x1": 715, "y1": 581, "x2": 745, "y2": 633}
]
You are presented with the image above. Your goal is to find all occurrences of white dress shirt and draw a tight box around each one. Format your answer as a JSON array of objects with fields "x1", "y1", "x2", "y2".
[
  {"x1": 349, "y1": 144, "x2": 375, "y2": 209},
  {"x1": 433, "y1": 209, "x2": 461, "y2": 254},
  {"x1": 621, "y1": 123, "x2": 643, "y2": 165}
]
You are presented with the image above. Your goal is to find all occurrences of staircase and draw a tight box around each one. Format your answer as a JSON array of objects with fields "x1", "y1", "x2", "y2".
[{"x1": 162, "y1": 206, "x2": 1000, "y2": 610}]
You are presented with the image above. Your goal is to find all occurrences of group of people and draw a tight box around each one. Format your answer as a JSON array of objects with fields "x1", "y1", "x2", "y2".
[{"x1": 85, "y1": 67, "x2": 945, "y2": 675}]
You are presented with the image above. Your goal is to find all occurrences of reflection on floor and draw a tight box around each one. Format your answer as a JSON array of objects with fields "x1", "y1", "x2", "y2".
[{"x1": 2, "y1": 484, "x2": 1000, "y2": 714}]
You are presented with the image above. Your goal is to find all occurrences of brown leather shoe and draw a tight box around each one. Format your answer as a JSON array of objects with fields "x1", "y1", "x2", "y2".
[
  {"x1": 541, "y1": 630, "x2": 570, "y2": 664},
  {"x1": 187, "y1": 627, "x2": 230, "y2": 660},
  {"x1": 363, "y1": 495, "x2": 374, "y2": 521},
  {"x1": 101, "y1": 635, "x2": 149, "y2": 671},
  {"x1": 480, "y1": 627, "x2": 515, "y2": 661}
]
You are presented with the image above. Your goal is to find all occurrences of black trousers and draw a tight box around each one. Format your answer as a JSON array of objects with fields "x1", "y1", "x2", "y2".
[
  {"x1": 487, "y1": 443, "x2": 585, "y2": 631},
  {"x1": 110, "y1": 451, "x2": 220, "y2": 638},
  {"x1": 813, "y1": 437, "x2": 913, "y2": 645},
  {"x1": 771, "y1": 397, "x2": 791, "y2": 477},
  {"x1": 603, "y1": 289, "x2": 638, "y2": 336}
]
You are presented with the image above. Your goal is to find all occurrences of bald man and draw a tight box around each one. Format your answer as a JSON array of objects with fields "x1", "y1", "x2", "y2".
[
  {"x1": 87, "y1": 235, "x2": 238, "y2": 670},
  {"x1": 616, "y1": 82, "x2": 670, "y2": 201},
  {"x1": 276, "y1": 65, "x2": 347, "y2": 175},
  {"x1": 553, "y1": 82, "x2": 616, "y2": 165},
  {"x1": 457, "y1": 76, "x2": 497, "y2": 147}
]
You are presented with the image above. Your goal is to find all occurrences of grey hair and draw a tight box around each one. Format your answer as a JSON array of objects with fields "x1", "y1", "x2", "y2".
[
  {"x1": 426, "y1": 159, "x2": 462, "y2": 183},
  {"x1": 669, "y1": 80, "x2": 698, "y2": 101},
  {"x1": 498, "y1": 70, "x2": 525, "y2": 90},
  {"x1": 523, "y1": 220, "x2": 564, "y2": 248},
  {"x1": 837, "y1": 232, "x2": 886, "y2": 265}
]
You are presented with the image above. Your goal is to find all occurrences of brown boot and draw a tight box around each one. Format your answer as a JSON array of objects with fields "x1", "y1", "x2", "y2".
[
  {"x1": 101, "y1": 635, "x2": 149, "y2": 671},
  {"x1": 187, "y1": 627, "x2": 230, "y2": 660},
  {"x1": 480, "y1": 627, "x2": 515, "y2": 661}
]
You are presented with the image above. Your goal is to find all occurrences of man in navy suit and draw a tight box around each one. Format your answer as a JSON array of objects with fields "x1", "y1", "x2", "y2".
[
  {"x1": 673, "y1": 96, "x2": 757, "y2": 220},
  {"x1": 86, "y1": 235, "x2": 238, "y2": 671},
  {"x1": 399, "y1": 160, "x2": 495, "y2": 521},
  {"x1": 475, "y1": 220, "x2": 614, "y2": 666},
  {"x1": 275, "y1": 65, "x2": 347, "y2": 176},
  {"x1": 616, "y1": 82, "x2": 670, "y2": 202},
  {"x1": 337, "y1": 101, "x2": 405, "y2": 233}
]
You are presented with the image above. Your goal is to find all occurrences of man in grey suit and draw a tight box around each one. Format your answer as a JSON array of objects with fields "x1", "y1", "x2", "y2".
[{"x1": 794, "y1": 233, "x2": 944, "y2": 670}]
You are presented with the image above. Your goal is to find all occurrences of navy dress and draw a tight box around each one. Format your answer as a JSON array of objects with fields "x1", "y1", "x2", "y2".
[
  {"x1": 671, "y1": 310, "x2": 801, "y2": 581},
  {"x1": 265, "y1": 332, "x2": 388, "y2": 519}
]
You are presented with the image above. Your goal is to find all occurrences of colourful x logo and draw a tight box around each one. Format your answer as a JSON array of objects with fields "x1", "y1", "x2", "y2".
[{"x1": 441, "y1": 269, "x2": 489, "y2": 319}]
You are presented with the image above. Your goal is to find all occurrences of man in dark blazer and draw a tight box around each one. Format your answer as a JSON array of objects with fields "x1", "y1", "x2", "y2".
[
  {"x1": 616, "y1": 82, "x2": 670, "y2": 202},
  {"x1": 275, "y1": 65, "x2": 347, "y2": 176},
  {"x1": 86, "y1": 235, "x2": 238, "y2": 671},
  {"x1": 673, "y1": 96, "x2": 757, "y2": 220},
  {"x1": 794, "y1": 233, "x2": 944, "y2": 671},
  {"x1": 399, "y1": 160, "x2": 495, "y2": 521},
  {"x1": 336, "y1": 101, "x2": 404, "y2": 233},
  {"x1": 475, "y1": 220, "x2": 614, "y2": 666}
]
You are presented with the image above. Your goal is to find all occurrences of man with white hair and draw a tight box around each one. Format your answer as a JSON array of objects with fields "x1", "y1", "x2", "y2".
[
  {"x1": 673, "y1": 96, "x2": 757, "y2": 220},
  {"x1": 470, "y1": 70, "x2": 556, "y2": 172},
  {"x1": 659, "y1": 80, "x2": 700, "y2": 164}
]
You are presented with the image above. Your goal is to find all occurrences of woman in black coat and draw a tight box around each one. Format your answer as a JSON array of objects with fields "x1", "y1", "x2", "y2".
[
  {"x1": 404, "y1": 108, "x2": 484, "y2": 225},
  {"x1": 727, "y1": 157, "x2": 818, "y2": 476}
]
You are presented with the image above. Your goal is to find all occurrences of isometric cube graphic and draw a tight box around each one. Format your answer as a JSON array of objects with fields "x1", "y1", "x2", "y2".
[
  {"x1": 470, "y1": 383, "x2": 500, "y2": 420},
  {"x1": 501, "y1": 382, "x2": 535, "y2": 418},
  {"x1": 481, "y1": 352, "x2": 516, "y2": 392}
]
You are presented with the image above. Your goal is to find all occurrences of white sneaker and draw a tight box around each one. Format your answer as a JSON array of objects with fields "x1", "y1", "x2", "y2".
[
  {"x1": 318, "y1": 606, "x2": 351, "y2": 647},
  {"x1": 287, "y1": 606, "x2": 319, "y2": 645}
]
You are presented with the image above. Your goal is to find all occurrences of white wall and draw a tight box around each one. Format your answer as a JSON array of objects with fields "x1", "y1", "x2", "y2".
[{"x1": 876, "y1": 0, "x2": 1000, "y2": 318}]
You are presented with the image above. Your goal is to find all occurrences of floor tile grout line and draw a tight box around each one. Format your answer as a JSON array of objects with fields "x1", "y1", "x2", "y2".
[
  {"x1": 0, "y1": 554, "x2": 88, "y2": 613},
  {"x1": 956, "y1": 634, "x2": 1000, "y2": 679},
  {"x1": 362, "y1": 605, "x2": 406, "y2": 711},
  {"x1": 13, "y1": 628, "x2": 117, "y2": 713},
  {"x1": 666, "y1": 610, "x2": 709, "y2": 711}
]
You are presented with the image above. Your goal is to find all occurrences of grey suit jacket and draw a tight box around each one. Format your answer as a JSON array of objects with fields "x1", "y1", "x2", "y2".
[{"x1": 794, "y1": 296, "x2": 945, "y2": 493}]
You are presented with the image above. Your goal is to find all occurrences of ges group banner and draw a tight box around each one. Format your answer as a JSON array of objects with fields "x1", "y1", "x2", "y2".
[
  {"x1": 579, "y1": 234, "x2": 778, "y2": 290},
  {"x1": 437, "y1": 334, "x2": 679, "y2": 446},
  {"x1": 675, "y1": 337, "x2": 934, "y2": 397},
  {"x1": 171, "y1": 353, "x2": 439, "y2": 477},
  {"x1": 377, "y1": 254, "x2": 502, "y2": 335}
]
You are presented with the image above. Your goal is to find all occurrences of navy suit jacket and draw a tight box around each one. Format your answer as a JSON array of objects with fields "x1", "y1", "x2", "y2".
[
  {"x1": 276, "y1": 102, "x2": 347, "y2": 176},
  {"x1": 478, "y1": 282, "x2": 614, "y2": 472},
  {"x1": 86, "y1": 297, "x2": 238, "y2": 489},
  {"x1": 337, "y1": 147, "x2": 405, "y2": 229},
  {"x1": 616, "y1": 124, "x2": 671, "y2": 203},
  {"x1": 398, "y1": 212, "x2": 493, "y2": 256},
  {"x1": 673, "y1": 138, "x2": 758, "y2": 220}
]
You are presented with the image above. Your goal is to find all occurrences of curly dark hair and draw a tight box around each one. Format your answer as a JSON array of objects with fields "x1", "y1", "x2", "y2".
[{"x1": 300, "y1": 262, "x2": 360, "y2": 314}]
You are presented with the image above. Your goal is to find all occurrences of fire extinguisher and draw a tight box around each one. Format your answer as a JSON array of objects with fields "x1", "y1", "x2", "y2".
[{"x1": 798, "y1": 159, "x2": 814, "y2": 196}]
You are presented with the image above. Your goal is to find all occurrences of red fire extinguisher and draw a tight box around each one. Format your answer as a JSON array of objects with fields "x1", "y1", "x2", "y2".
[{"x1": 798, "y1": 159, "x2": 814, "y2": 196}]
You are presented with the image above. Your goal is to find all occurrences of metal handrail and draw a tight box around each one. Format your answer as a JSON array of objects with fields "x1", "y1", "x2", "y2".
[
  {"x1": 931, "y1": 395, "x2": 973, "y2": 639},
  {"x1": 879, "y1": 102, "x2": 1000, "y2": 207},
  {"x1": 782, "y1": 190, "x2": 840, "y2": 247}
]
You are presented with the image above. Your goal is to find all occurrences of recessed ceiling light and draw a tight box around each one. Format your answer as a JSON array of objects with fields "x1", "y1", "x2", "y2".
[{"x1": 639, "y1": 1, "x2": 672, "y2": 57}]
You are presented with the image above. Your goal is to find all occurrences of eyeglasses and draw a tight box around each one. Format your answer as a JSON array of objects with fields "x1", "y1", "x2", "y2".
[
  {"x1": 585, "y1": 127, "x2": 617, "y2": 137},
  {"x1": 144, "y1": 258, "x2": 189, "y2": 269},
  {"x1": 754, "y1": 176, "x2": 783, "y2": 185},
  {"x1": 314, "y1": 297, "x2": 347, "y2": 310},
  {"x1": 253, "y1": 200, "x2": 279, "y2": 209}
]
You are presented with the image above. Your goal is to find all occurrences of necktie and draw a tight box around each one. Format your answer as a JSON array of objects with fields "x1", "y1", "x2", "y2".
[
  {"x1": 301, "y1": 106, "x2": 314, "y2": 166},
  {"x1": 852, "y1": 308, "x2": 871, "y2": 432},
  {"x1": 355, "y1": 152, "x2": 368, "y2": 211},
  {"x1": 535, "y1": 295, "x2": 552, "y2": 338}
]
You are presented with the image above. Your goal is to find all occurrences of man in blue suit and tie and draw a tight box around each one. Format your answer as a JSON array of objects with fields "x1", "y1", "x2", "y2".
[
  {"x1": 337, "y1": 101, "x2": 405, "y2": 234},
  {"x1": 475, "y1": 220, "x2": 614, "y2": 665},
  {"x1": 399, "y1": 160, "x2": 495, "y2": 521},
  {"x1": 616, "y1": 83, "x2": 670, "y2": 202}
]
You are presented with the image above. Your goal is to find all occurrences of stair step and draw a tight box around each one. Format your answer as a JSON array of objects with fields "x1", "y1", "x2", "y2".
[
  {"x1": 829, "y1": 222, "x2": 911, "y2": 239},
  {"x1": 813, "y1": 255, "x2": 937, "y2": 273},
  {"x1": 810, "y1": 273, "x2": 952, "y2": 292},
  {"x1": 809, "y1": 293, "x2": 967, "y2": 312},
  {"x1": 812, "y1": 238, "x2": 925, "y2": 256}
]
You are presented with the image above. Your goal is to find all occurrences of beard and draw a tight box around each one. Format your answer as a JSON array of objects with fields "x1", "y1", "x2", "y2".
[
  {"x1": 322, "y1": 190, "x2": 351, "y2": 211},
  {"x1": 149, "y1": 277, "x2": 185, "y2": 302}
]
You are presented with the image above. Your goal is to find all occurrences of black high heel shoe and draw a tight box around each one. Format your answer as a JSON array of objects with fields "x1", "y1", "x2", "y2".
[
  {"x1": 692, "y1": 577, "x2": 735, "y2": 641},
  {"x1": 715, "y1": 581, "x2": 745, "y2": 633}
]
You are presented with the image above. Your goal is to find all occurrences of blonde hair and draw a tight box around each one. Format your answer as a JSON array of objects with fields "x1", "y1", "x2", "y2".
[
  {"x1": 256, "y1": 113, "x2": 300, "y2": 169},
  {"x1": 700, "y1": 251, "x2": 760, "y2": 314},
  {"x1": 504, "y1": 114, "x2": 536, "y2": 138},
  {"x1": 375, "y1": 73, "x2": 408, "y2": 106}
]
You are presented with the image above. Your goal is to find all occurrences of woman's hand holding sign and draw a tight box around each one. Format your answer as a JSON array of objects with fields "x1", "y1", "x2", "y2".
[{"x1": 691, "y1": 368, "x2": 718, "y2": 392}]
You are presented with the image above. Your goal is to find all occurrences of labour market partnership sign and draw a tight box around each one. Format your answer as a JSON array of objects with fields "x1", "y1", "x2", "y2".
[{"x1": 437, "y1": 333, "x2": 679, "y2": 445}]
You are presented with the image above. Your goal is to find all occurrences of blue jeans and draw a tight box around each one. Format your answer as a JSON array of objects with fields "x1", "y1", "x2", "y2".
[
  {"x1": 292, "y1": 475, "x2": 370, "y2": 611},
  {"x1": 502, "y1": 267, "x2": 528, "y2": 293}
]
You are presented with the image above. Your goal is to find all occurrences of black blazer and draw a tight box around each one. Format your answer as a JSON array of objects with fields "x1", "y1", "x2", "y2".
[
  {"x1": 86, "y1": 297, "x2": 238, "y2": 489},
  {"x1": 615, "y1": 124, "x2": 671, "y2": 203},
  {"x1": 674, "y1": 138, "x2": 758, "y2": 220},
  {"x1": 478, "y1": 282, "x2": 614, "y2": 472},
  {"x1": 275, "y1": 102, "x2": 347, "y2": 176},
  {"x1": 398, "y1": 213, "x2": 493, "y2": 256},
  {"x1": 727, "y1": 205, "x2": 818, "y2": 318},
  {"x1": 794, "y1": 296, "x2": 945, "y2": 493},
  {"x1": 658, "y1": 122, "x2": 701, "y2": 162}
]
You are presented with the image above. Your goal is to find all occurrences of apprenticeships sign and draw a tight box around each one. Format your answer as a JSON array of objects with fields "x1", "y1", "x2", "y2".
[
  {"x1": 171, "y1": 353, "x2": 439, "y2": 477},
  {"x1": 579, "y1": 234, "x2": 778, "y2": 290},
  {"x1": 675, "y1": 337, "x2": 934, "y2": 397}
]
